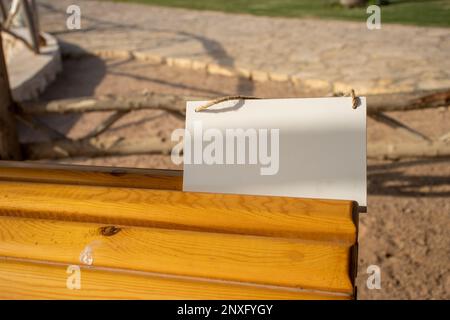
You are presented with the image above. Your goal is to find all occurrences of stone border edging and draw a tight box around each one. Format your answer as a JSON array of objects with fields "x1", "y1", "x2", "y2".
[{"x1": 61, "y1": 47, "x2": 424, "y2": 95}]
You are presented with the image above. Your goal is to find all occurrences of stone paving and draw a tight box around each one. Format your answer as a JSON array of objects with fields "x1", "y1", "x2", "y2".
[{"x1": 38, "y1": 0, "x2": 450, "y2": 94}]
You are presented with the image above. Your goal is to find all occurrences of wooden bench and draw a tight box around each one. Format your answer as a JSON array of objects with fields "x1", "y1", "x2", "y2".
[{"x1": 0, "y1": 161, "x2": 358, "y2": 299}]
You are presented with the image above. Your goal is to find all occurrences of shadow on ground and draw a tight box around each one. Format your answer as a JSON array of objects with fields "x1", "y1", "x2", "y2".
[{"x1": 368, "y1": 158, "x2": 450, "y2": 198}]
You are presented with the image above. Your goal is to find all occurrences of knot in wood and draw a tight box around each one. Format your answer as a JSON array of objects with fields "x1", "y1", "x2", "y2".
[{"x1": 99, "y1": 225, "x2": 121, "y2": 237}]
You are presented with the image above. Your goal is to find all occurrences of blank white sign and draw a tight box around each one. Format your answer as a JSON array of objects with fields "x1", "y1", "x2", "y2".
[{"x1": 183, "y1": 97, "x2": 366, "y2": 207}]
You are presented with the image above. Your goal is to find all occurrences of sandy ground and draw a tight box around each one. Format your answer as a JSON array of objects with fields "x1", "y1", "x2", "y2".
[{"x1": 21, "y1": 55, "x2": 450, "y2": 300}]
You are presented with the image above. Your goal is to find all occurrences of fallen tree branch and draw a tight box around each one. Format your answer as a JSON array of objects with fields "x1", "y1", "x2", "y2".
[
  {"x1": 368, "y1": 142, "x2": 450, "y2": 160},
  {"x1": 18, "y1": 89, "x2": 450, "y2": 161},
  {"x1": 23, "y1": 136, "x2": 175, "y2": 160},
  {"x1": 21, "y1": 89, "x2": 449, "y2": 116},
  {"x1": 366, "y1": 89, "x2": 450, "y2": 113},
  {"x1": 21, "y1": 91, "x2": 191, "y2": 116},
  {"x1": 83, "y1": 111, "x2": 127, "y2": 140}
]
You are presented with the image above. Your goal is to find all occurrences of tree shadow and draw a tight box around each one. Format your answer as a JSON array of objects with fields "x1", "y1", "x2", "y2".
[
  {"x1": 39, "y1": 44, "x2": 106, "y2": 100},
  {"x1": 18, "y1": 41, "x2": 107, "y2": 142},
  {"x1": 368, "y1": 158, "x2": 450, "y2": 197},
  {"x1": 107, "y1": 70, "x2": 228, "y2": 97},
  {"x1": 38, "y1": 1, "x2": 254, "y2": 96},
  {"x1": 24, "y1": 1, "x2": 257, "y2": 145}
]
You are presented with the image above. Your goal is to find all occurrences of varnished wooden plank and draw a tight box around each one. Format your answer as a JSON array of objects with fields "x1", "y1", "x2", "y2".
[
  {"x1": 0, "y1": 181, "x2": 356, "y2": 243},
  {"x1": 0, "y1": 216, "x2": 354, "y2": 293},
  {"x1": 0, "y1": 161, "x2": 183, "y2": 190},
  {"x1": 0, "y1": 258, "x2": 351, "y2": 300}
]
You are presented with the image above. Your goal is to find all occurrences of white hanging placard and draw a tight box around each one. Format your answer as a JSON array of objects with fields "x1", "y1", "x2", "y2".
[{"x1": 182, "y1": 97, "x2": 366, "y2": 207}]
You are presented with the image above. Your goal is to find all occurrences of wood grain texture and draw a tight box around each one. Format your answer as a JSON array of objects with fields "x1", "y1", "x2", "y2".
[
  {"x1": 0, "y1": 161, "x2": 183, "y2": 190},
  {"x1": 0, "y1": 180, "x2": 356, "y2": 243},
  {"x1": 0, "y1": 162, "x2": 358, "y2": 299},
  {"x1": 0, "y1": 216, "x2": 354, "y2": 293},
  {"x1": 0, "y1": 258, "x2": 351, "y2": 300}
]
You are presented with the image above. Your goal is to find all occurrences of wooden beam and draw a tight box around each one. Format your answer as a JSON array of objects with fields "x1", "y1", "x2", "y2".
[
  {"x1": 0, "y1": 32, "x2": 21, "y2": 160},
  {"x1": 366, "y1": 88, "x2": 450, "y2": 113},
  {"x1": 0, "y1": 216, "x2": 355, "y2": 293},
  {"x1": 0, "y1": 161, "x2": 183, "y2": 190},
  {"x1": 0, "y1": 258, "x2": 351, "y2": 300},
  {"x1": 20, "y1": 0, "x2": 39, "y2": 53},
  {"x1": 0, "y1": 180, "x2": 357, "y2": 243},
  {"x1": 30, "y1": 0, "x2": 41, "y2": 45},
  {"x1": 20, "y1": 89, "x2": 450, "y2": 116},
  {"x1": 21, "y1": 91, "x2": 188, "y2": 115}
]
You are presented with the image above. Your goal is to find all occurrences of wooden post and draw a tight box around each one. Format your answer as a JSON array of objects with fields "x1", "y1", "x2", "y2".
[
  {"x1": 0, "y1": 0, "x2": 7, "y2": 21},
  {"x1": 0, "y1": 31, "x2": 22, "y2": 160},
  {"x1": 21, "y1": 0, "x2": 39, "y2": 53},
  {"x1": 30, "y1": 0, "x2": 42, "y2": 48}
]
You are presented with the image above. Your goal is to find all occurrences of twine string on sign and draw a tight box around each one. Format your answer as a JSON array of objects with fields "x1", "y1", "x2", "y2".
[
  {"x1": 194, "y1": 90, "x2": 359, "y2": 112},
  {"x1": 194, "y1": 95, "x2": 261, "y2": 112},
  {"x1": 345, "y1": 89, "x2": 359, "y2": 109}
]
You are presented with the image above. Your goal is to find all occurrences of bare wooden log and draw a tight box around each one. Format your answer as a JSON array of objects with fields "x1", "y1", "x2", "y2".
[
  {"x1": 21, "y1": 92, "x2": 191, "y2": 116},
  {"x1": 0, "y1": 160, "x2": 183, "y2": 190},
  {"x1": 23, "y1": 136, "x2": 175, "y2": 160},
  {"x1": 0, "y1": 31, "x2": 21, "y2": 160},
  {"x1": 21, "y1": 89, "x2": 449, "y2": 116},
  {"x1": 17, "y1": 88, "x2": 450, "y2": 161},
  {"x1": 368, "y1": 142, "x2": 450, "y2": 160},
  {"x1": 83, "y1": 111, "x2": 127, "y2": 139},
  {"x1": 366, "y1": 89, "x2": 450, "y2": 113}
]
